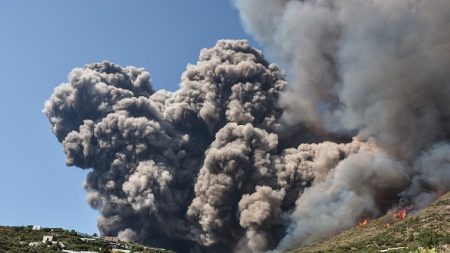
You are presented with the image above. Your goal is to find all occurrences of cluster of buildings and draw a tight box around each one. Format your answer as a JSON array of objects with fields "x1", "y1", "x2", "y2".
[
  {"x1": 27, "y1": 234, "x2": 65, "y2": 248},
  {"x1": 26, "y1": 225, "x2": 134, "y2": 253}
]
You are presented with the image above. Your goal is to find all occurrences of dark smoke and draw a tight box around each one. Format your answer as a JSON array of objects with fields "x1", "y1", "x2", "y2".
[
  {"x1": 46, "y1": 40, "x2": 349, "y2": 252},
  {"x1": 45, "y1": 1, "x2": 450, "y2": 251},
  {"x1": 234, "y1": 0, "x2": 450, "y2": 251}
]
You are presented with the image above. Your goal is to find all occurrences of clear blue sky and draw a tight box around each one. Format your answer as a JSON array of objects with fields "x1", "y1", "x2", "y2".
[{"x1": 0, "y1": 0, "x2": 259, "y2": 234}]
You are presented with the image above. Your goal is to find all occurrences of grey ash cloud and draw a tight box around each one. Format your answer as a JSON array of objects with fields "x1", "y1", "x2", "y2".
[
  {"x1": 45, "y1": 2, "x2": 450, "y2": 250},
  {"x1": 234, "y1": 0, "x2": 450, "y2": 251}
]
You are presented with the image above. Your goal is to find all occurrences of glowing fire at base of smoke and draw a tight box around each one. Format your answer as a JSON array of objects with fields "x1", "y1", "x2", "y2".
[
  {"x1": 358, "y1": 219, "x2": 369, "y2": 226},
  {"x1": 358, "y1": 207, "x2": 408, "y2": 228},
  {"x1": 393, "y1": 208, "x2": 407, "y2": 220}
]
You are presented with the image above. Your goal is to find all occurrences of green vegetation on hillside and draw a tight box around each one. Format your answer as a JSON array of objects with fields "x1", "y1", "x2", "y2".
[{"x1": 0, "y1": 226, "x2": 173, "y2": 253}]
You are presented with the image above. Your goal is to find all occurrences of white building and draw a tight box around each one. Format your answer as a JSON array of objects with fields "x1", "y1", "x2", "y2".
[
  {"x1": 103, "y1": 236, "x2": 119, "y2": 243},
  {"x1": 112, "y1": 249, "x2": 131, "y2": 253},
  {"x1": 28, "y1": 242, "x2": 41, "y2": 247},
  {"x1": 62, "y1": 250, "x2": 98, "y2": 253},
  {"x1": 42, "y1": 235, "x2": 53, "y2": 243},
  {"x1": 80, "y1": 237, "x2": 96, "y2": 242}
]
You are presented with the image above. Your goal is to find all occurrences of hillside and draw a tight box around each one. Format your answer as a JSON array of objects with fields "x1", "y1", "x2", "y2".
[
  {"x1": 291, "y1": 192, "x2": 450, "y2": 252},
  {"x1": 1, "y1": 193, "x2": 449, "y2": 253},
  {"x1": 0, "y1": 226, "x2": 173, "y2": 253}
]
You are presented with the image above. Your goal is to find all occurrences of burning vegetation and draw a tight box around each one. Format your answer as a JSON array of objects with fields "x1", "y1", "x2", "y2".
[
  {"x1": 393, "y1": 208, "x2": 408, "y2": 220},
  {"x1": 292, "y1": 192, "x2": 450, "y2": 252},
  {"x1": 359, "y1": 219, "x2": 369, "y2": 226}
]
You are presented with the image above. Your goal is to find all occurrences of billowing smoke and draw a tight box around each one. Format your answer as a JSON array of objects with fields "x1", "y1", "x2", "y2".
[
  {"x1": 45, "y1": 40, "x2": 339, "y2": 252},
  {"x1": 44, "y1": 1, "x2": 450, "y2": 251},
  {"x1": 234, "y1": 0, "x2": 450, "y2": 251}
]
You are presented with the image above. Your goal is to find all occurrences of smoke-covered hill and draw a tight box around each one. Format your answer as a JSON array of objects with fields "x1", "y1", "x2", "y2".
[{"x1": 291, "y1": 191, "x2": 450, "y2": 252}]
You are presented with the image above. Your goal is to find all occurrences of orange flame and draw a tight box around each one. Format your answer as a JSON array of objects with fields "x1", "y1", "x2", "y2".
[
  {"x1": 359, "y1": 218, "x2": 368, "y2": 225},
  {"x1": 393, "y1": 208, "x2": 407, "y2": 220}
]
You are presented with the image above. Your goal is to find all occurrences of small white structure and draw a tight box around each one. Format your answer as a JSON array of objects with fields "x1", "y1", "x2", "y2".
[
  {"x1": 62, "y1": 251, "x2": 98, "y2": 253},
  {"x1": 32, "y1": 225, "x2": 41, "y2": 230},
  {"x1": 28, "y1": 241, "x2": 41, "y2": 247},
  {"x1": 103, "y1": 236, "x2": 119, "y2": 243},
  {"x1": 80, "y1": 237, "x2": 96, "y2": 242},
  {"x1": 112, "y1": 249, "x2": 131, "y2": 253},
  {"x1": 42, "y1": 235, "x2": 53, "y2": 243}
]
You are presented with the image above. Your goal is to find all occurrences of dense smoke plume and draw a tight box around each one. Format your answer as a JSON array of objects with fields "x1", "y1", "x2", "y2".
[
  {"x1": 235, "y1": 0, "x2": 450, "y2": 251},
  {"x1": 45, "y1": 1, "x2": 449, "y2": 252}
]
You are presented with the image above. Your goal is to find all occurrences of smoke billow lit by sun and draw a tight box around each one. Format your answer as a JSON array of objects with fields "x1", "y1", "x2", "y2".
[{"x1": 44, "y1": 1, "x2": 450, "y2": 252}]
